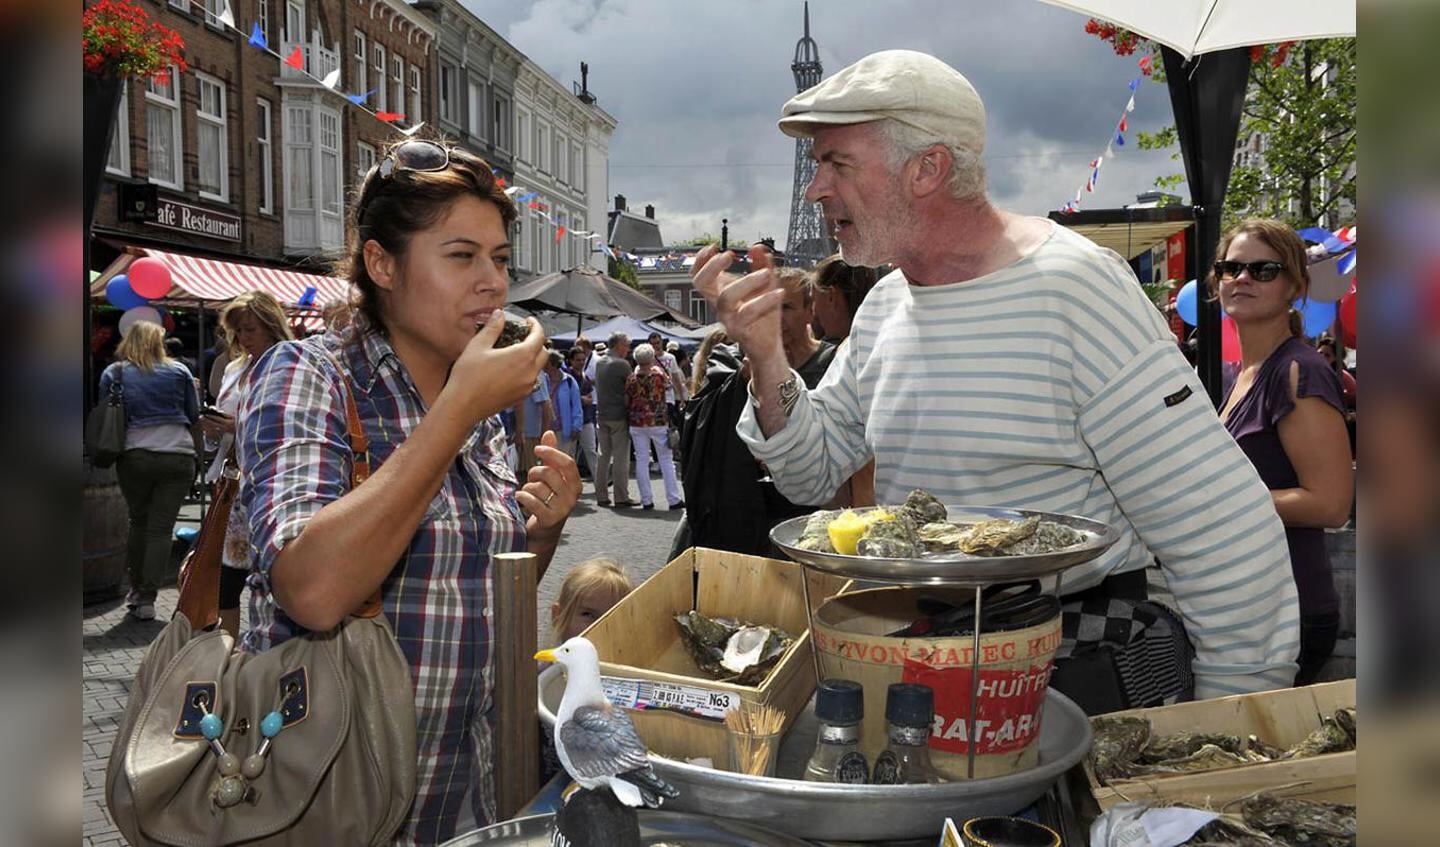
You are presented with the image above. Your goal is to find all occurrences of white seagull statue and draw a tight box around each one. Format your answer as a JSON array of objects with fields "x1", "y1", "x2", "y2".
[{"x1": 535, "y1": 637, "x2": 679, "y2": 809}]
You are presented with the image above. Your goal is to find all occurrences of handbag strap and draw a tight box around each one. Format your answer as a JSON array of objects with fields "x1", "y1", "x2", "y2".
[{"x1": 176, "y1": 353, "x2": 382, "y2": 630}]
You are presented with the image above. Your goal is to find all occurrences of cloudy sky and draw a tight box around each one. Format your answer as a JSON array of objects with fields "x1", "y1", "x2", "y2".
[{"x1": 460, "y1": 0, "x2": 1184, "y2": 247}]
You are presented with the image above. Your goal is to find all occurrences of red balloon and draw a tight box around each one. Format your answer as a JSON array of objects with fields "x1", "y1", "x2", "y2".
[
  {"x1": 128, "y1": 257, "x2": 173, "y2": 299},
  {"x1": 1221, "y1": 315, "x2": 1242, "y2": 363},
  {"x1": 1338, "y1": 290, "x2": 1357, "y2": 349}
]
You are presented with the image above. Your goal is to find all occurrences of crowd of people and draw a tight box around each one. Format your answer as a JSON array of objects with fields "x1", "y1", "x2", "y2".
[{"x1": 90, "y1": 48, "x2": 1356, "y2": 846}]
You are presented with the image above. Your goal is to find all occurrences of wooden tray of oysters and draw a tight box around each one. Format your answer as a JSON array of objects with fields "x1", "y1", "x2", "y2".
[{"x1": 770, "y1": 489, "x2": 1120, "y2": 586}]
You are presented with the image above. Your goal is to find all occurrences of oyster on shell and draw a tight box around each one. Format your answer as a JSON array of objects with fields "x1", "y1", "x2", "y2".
[
  {"x1": 917, "y1": 521, "x2": 969, "y2": 553},
  {"x1": 1140, "y1": 732, "x2": 1245, "y2": 764},
  {"x1": 899, "y1": 489, "x2": 948, "y2": 527},
  {"x1": 1133, "y1": 743, "x2": 1257, "y2": 774},
  {"x1": 1240, "y1": 794, "x2": 1356, "y2": 847},
  {"x1": 795, "y1": 510, "x2": 838, "y2": 553},
  {"x1": 853, "y1": 510, "x2": 921, "y2": 558},
  {"x1": 957, "y1": 516, "x2": 1041, "y2": 555},
  {"x1": 1089, "y1": 716, "x2": 1151, "y2": 782},
  {"x1": 1282, "y1": 714, "x2": 1354, "y2": 759},
  {"x1": 674, "y1": 611, "x2": 793, "y2": 686}
]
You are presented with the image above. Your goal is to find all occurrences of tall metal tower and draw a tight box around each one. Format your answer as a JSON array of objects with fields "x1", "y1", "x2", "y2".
[{"x1": 784, "y1": 3, "x2": 833, "y2": 268}]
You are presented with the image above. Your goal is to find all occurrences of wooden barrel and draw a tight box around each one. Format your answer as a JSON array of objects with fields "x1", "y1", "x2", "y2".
[
  {"x1": 84, "y1": 462, "x2": 129, "y2": 603},
  {"x1": 813, "y1": 587, "x2": 1061, "y2": 780}
]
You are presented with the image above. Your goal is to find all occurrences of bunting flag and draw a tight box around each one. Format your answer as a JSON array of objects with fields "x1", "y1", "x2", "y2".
[
  {"x1": 217, "y1": 0, "x2": 234, "y2": 29},
  {"x1": 248, "y1": 22, "x2": 267, "y2": 50},
  {"x1": 1060, "y1": 56, "x2": 1148, "y2": 214},
  {"x1": 346, "y1": 90, "x2": 374, "y2": 106},
  {"x1": 283, "y1": 47, "x2": 305, "y2": 70},
  {"x1": 320, "y1": 69, "x2": 341, "y2": 90},
  {"x1": 555, "y1": 226, "x2": 566, "y2": 244},
  {"x1": 375, "y1": 112, "x2": 405, "y2": 123}
]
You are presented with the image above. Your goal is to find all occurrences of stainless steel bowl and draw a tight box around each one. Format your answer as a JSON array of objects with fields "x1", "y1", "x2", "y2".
[
  {"x1": 539, "y1": 666, "x2": 1093, "y2": 843},
  {"x1": 770, "y1": 505, "x2": 1121, "y2": 586},
  {"x1": 440, "y1": 809, "x2": 813, "y2": 846}
]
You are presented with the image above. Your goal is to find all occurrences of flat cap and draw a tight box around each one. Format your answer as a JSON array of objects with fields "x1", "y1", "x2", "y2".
[{"x1": 779, "y1": 49, "x2": 985, "y2": 156}]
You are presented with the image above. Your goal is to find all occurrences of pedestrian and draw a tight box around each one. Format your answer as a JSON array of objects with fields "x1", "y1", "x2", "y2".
[
  {"x1": 548, "y1": 558, "x2": 635, "y2": 643},
  {"x1": 545, "y1": 349, "x2": 583, "y2": 463},
  {"x1": 810, "y1": 252, "x2": 879, "y2": 343},
  {"x1": 647, "y1": 330, "x2": 689, "y2": 424},
  {"x1": 200, "y1": 290, "x2": 294, "y2": 640},
  {"x1": 99, "y1": 321, "x2": 200, "y2": 621},
  {"x1": 692, "y1": 49, "x2": 1300, "y2": 703},
  {"x1": 520, "y1": 363, "x2": 554, "y2": 471},
  {"x1": 592, "y1": 331, "x2": 633, "y2": 507},
  {"x1": 567, "y1": 345, "x2": 599, "y2": 478},
  {"x1": 626, "y1": 343, "x2": 684, "y2": 511},
  {"x1": 1213, "y1": 219, "x2": 1354, "y2": 685},
  {"x1": 237, "y1": 138, "x2": 580, "y2": 844}
]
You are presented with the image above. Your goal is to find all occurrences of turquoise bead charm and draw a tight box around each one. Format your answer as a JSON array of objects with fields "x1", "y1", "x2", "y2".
[
  {"x1": 199, "y1": 713, "x2": 224, "y2": 741},
  {"x1": 260, "y1": 711, "x2": 283, "y2": 738}
]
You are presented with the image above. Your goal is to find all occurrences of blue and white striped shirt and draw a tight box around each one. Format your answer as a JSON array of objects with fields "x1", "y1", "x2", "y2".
[{"x1": 738, "y1": 223, "x2": 1299, "y2": 698}]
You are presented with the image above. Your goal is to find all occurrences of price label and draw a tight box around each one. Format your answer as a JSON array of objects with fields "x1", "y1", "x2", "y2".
[{"x1": 601, "y1": 675, "x2": 739, "y2": 722}]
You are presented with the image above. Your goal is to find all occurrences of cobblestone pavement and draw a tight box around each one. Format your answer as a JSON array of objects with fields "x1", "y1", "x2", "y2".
[{"x1": 82, "y1": 476, "x2": 683, "y2": 846}]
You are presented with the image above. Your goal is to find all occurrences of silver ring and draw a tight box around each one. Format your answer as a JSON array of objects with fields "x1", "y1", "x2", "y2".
[{"x1": 543, "y1": 491, "x2": 556, "y2": 506}]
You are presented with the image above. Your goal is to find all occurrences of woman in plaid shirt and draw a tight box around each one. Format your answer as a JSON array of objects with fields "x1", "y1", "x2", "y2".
[{"x1": 236, "y1": 140, "x2": 581, "y2": 844}]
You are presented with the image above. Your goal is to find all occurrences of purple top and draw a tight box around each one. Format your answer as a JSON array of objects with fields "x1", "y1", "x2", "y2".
[{"x1": 1222, "y1": 337, "x2": 1344, "y2": 616}]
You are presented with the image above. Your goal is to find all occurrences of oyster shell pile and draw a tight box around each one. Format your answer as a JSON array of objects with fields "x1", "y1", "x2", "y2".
[
  {"x1": 1180, "y1": 794, "x2": 1356, "y2": 847},
  {"x1": 1089, "y1": 708, "x2": 1357, "y2": 782},
  {"x1": 793, "y1": 489, "x2": 1087, "y2": 559},
  {"x1": 674, "y1": 611, "x2": 793, "y2": 686}
]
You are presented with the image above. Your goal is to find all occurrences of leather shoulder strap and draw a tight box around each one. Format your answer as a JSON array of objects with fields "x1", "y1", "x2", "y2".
[{"x1": 332, "y1": 365, "x2": 383, "y2": 620}]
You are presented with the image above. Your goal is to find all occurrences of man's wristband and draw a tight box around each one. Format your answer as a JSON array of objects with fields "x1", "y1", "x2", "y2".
[{"x1": 747, "y1": 372, "x2": 803, "y2": 417}]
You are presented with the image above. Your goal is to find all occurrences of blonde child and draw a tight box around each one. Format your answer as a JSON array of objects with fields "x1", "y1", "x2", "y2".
[{"x1": 550, "y1": 558, "x2": 634, "y2": 643}]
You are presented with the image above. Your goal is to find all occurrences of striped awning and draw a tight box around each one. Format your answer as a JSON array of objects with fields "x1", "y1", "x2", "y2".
[{"x1": 91, "y1": 247, "x2": 354, "y2": 330}]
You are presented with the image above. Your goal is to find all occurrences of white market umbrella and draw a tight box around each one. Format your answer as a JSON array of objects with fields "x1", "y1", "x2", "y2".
[{"x1": 1037, "y1": 0, "x2": 1355, "y2": 59}]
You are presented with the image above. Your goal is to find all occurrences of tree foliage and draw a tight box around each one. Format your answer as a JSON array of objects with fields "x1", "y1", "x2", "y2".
[
  {"x1": 1084, "y1": 23, "x2": 1356, "y2": 229},
  {"x1": 607, "y1": 255, "x2": 640, "y2": 290}
]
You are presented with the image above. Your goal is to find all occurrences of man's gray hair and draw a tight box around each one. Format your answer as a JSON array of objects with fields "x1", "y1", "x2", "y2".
[
  {"x1": 633, "y1": 342, "x2": 656, "y2": 364},
  {"x1": 878, "y1": 119, "x2": 987, "y2": 201},
  {"x1": 607, "y1": 331, "x2": 630, "y2": 349}
]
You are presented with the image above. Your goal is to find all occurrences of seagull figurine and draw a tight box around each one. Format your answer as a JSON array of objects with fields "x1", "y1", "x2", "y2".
[{"x1": 534, "y1": 637, "x2": 679, "y2": 809}]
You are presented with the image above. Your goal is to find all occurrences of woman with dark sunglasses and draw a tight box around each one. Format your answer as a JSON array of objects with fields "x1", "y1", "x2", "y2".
[
  {"x1": 1212, "y1": 219, "x2": 1353, "y2": 685},
  {"x1": 235, "y1": 139, "x2": 581, "y2": 843}
]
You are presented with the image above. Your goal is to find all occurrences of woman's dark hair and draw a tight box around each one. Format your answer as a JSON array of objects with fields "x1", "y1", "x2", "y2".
[
  {"x1": 1206, "y1": 218, "x2": 1312, "y2": 338},
  {"x1": 810, "y1": 253, "x2": 879, "y2": 320},
  {"x1": 338, "y1": 138, "x2": 517, "y2": 335}
]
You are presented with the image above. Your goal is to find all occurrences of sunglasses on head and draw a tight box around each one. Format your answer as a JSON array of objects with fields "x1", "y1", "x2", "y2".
[
  {"x1": 356, "y1": 140, "x2": 454, "y2": 226},
  {"x1": 1214, "y1": 260, "x2": 1286, "y2": 282}
]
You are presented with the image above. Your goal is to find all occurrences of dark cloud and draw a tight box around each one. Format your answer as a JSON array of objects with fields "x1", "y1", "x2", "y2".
[{"x1": 462, "y1": 0, "x2": 1182, "y2": 246}]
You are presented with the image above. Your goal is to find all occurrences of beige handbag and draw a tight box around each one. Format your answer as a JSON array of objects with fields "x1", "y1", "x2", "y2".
[{"x1": 105, "y1": 373, "x2": 417, "y2": 846}]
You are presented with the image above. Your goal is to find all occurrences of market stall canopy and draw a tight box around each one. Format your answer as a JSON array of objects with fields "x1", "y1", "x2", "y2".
[
  {"x1": 1049, "y1": 206, "x2": 1192, "y2": 261},
  {"x1": 90, "y1": 247, "x2": 351, "y2": 330},
  {"x1": 508, "y1": 265, "x2": 698, "y2": 327},
  {"x1": 1036, "y1": 0, "x2": 1356, "y2": 59},
  {"x1": 548, "y1": 315, "x2": 699, "y2": 350}
]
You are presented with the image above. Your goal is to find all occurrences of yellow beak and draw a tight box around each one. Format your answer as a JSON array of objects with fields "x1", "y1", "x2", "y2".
[{"x1": 534, "y1": 649, "x2": 557, "y2": 662}]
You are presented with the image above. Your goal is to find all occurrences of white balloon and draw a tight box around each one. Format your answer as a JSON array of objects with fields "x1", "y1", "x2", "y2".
[
  {"x1": 1307, "y1": 252, "x2": 1356, "y2": 303},
  {"x1": 119, "y1": 306, "x2": 162, "y2": 337}
]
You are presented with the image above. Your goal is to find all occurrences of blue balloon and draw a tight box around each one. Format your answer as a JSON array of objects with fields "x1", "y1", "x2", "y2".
[
  {"x1": 1293, "y1": 298, "x2": 1338, "y2": 337},
  {"x1": 1175, "y1": 279, "x2": 1199, "y2": 325},
  {"x1": 106, "y1": 275, "x2": 148, "y2": 310}
]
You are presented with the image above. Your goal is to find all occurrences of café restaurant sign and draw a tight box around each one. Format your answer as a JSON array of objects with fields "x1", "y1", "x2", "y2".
[{"x1": 149, "y1": 198, "x2": 242, "y2": 242}]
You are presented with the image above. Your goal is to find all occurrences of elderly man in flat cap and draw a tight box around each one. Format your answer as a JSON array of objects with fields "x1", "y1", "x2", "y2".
[{"x1": 692, "y1": 50, "x2": 1301, "y2": 706}]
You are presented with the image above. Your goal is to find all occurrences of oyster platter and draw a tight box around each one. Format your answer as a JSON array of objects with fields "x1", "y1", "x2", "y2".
[{"x1": 771, "y1": 489, "x2": 1121, "y2": 585}]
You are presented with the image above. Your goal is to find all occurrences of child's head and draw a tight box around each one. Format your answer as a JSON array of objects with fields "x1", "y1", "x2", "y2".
[{"x1": 551, "y1": 558, "x2": 634, "y2": 643}]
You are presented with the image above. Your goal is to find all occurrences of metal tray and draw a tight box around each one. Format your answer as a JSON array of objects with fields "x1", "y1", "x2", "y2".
[
  {"x1": 440, "y1": 810, "x2": 812, "y2": 846},
  {"x1": 539, "y1": 666, "x2": 1093, "y2": 843},
  {"x1": 770, "y1": 505, "x2": 1120, "y2": 586}
]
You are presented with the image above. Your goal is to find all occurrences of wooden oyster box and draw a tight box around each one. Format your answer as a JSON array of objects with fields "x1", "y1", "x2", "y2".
[
  {"x1": 1085, "y1": 678, "x2": 1356, "y2": 810},
  {"x1": 582, "y1": 547, "x2": 848, "y2": 769}
]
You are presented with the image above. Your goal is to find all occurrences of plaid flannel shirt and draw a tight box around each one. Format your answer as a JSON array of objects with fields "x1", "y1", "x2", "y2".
[{"x1": 236, "y1": 326, "x2": 525, "y2": 845}]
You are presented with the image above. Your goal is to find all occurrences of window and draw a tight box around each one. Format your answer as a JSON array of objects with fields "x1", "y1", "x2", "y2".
[
  {"x1": 664, "y1": 290, "x2": 682, "y2": 312},
  {"x1": 319, "y1": 110, "x2": 341, "y2": 214},
  {"x1": 515, "y1": 109, "x2": 529, "y2": 162},
  {"x1": 392, "y1": 57, "x2": 405, "y2": 119},
  {"x1": 372, "y1": 45, "x2": 386, "y2": 112},
  {"x1": 512, "y1": 211, "x2": 525, "y2": 269},
  {"x1": 439, "y1": 62, "x2": 457, "y2": 124},
  {"x1": 285, "y1": 0, "x2": 305, "y2": 43},
  {"x1": 202, "y1": 0, "x2": 227, "y2": 26},
  {"x1": 258, "y1": 0, "x2": 270, "y2": 41},
  {"x1": 168, "y1": 0, "x2": 187, "y2": 9},
  {"x1": 145, "y1": 67, "x2": 182, "y2": 189},
  {"x1": 531, "y1": 213, "x2": 543, "y2": 271},
  {"x1": 572, "y1": 142, "x2": 584, "y2": 188},
  {"x1": 468, "y1": 80, "x2": 484, "y2": 140},
  {"x1": 356, "y1": 141, "x2": 376, "y2": 181},
  {"x1": 689, "y1": 293, "x2": 708, "y2": 323},
  {"x1": 409, "y1": 67, "x2": 422, "y2": 124},
  {"x1": 537, "y1": 123, "x2": 548, "y2": 172},
  {"x1": 553, "y1": 132, "x2": 565, "y2": 183},
  {"x1": 257, "y1": 98, "x2": 274, "y2": 213},
  {"x1": 353, "y1": 31, "x2": 366, "y2": 94},
  {"x1": 286, "y1": 107, "x2": 313, "y2": 210},
  {"x1": 196, "y1": 74, "x2": 229, "y2": 200},
  {"x1": 106, "y1": 84, "x2": 130, "y2": 177},
  {"x1": 494, "y1": 95, "x2": 511, "y2": 151}
]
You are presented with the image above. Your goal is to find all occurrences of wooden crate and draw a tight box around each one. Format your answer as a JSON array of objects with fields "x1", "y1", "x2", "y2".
[
  {"x1": 1085, "y1": 679, "x2": 1356, "y2": 810},
  {"x1": 583, "y1": 547, "x2": 848, "y2": 768}
]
